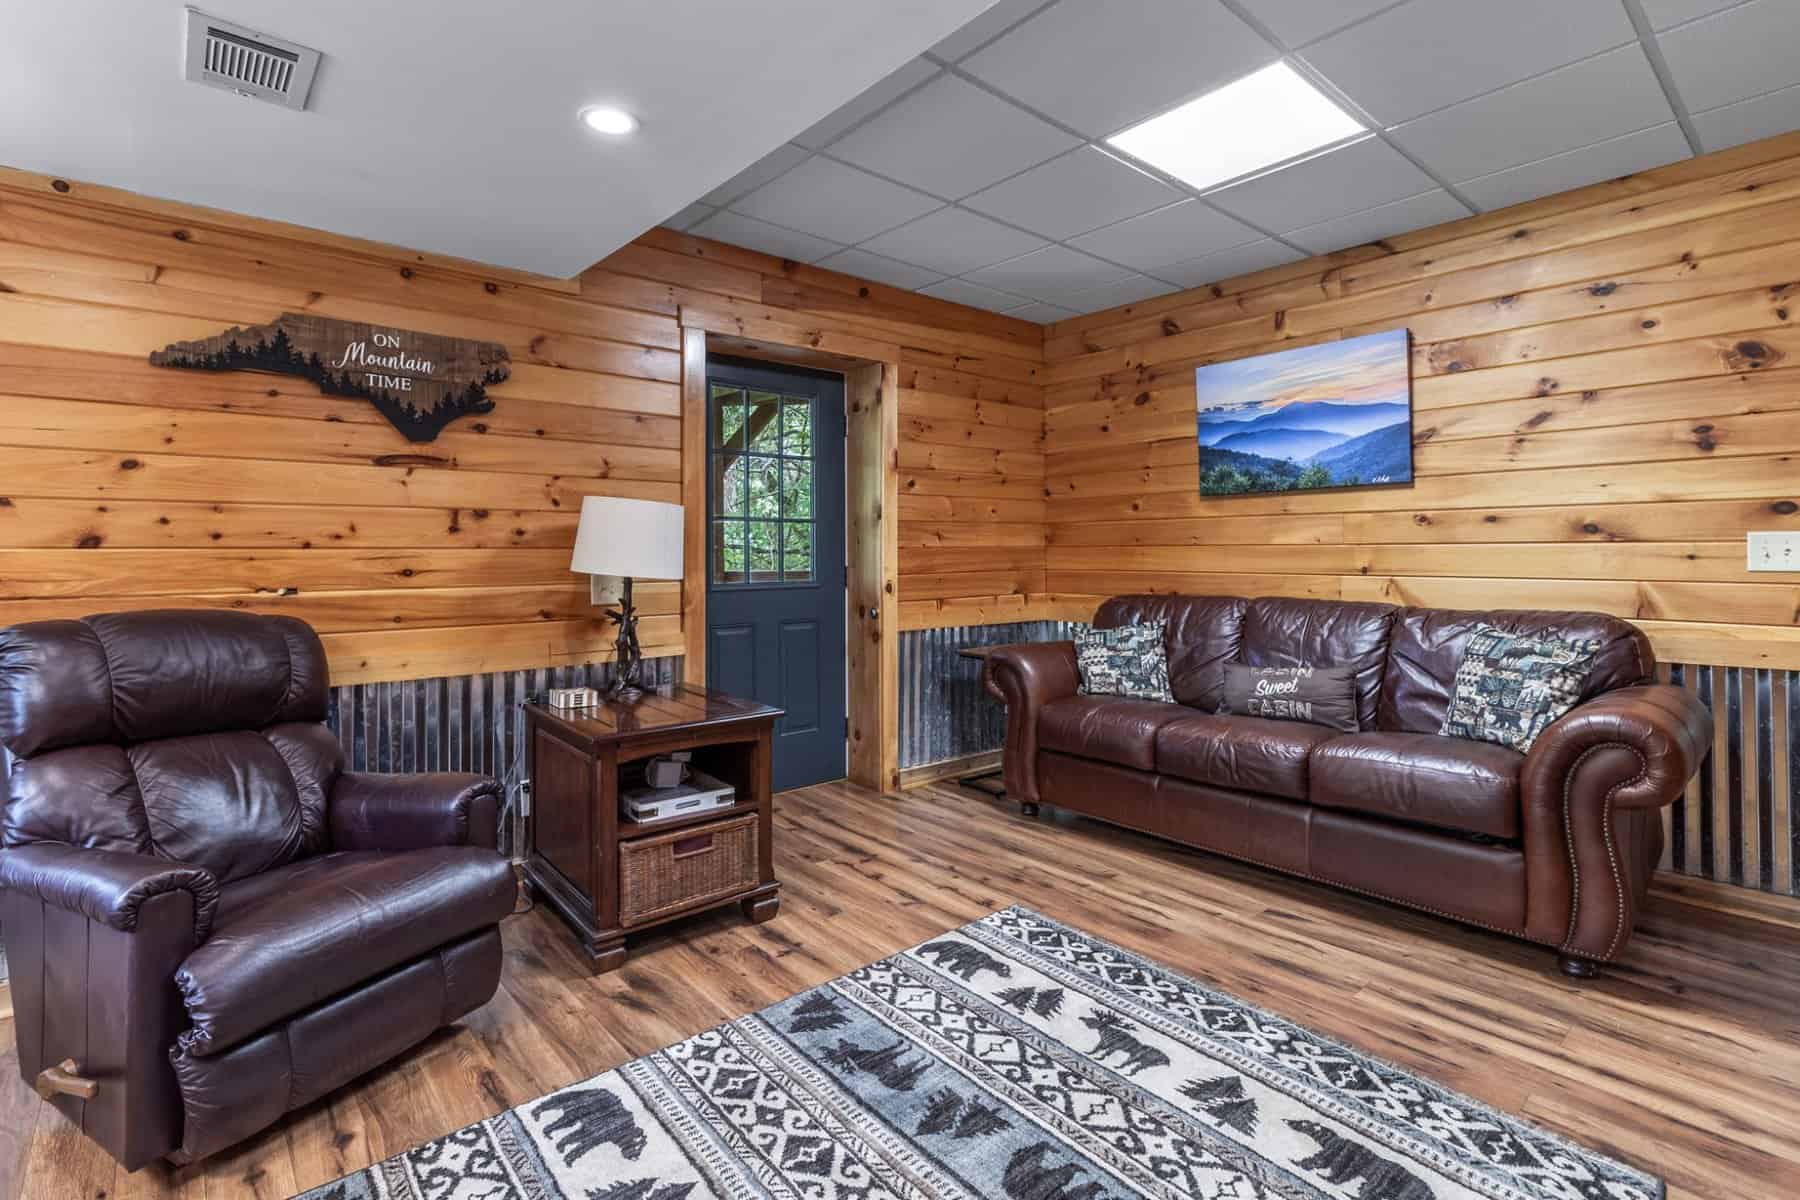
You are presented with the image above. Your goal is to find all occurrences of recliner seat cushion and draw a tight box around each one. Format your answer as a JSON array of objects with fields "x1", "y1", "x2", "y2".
[
  {"x1": 1037, "y1": 696, "x2": 1188, "y2": 771},
  {"x1": 1310, "y1": 732, "x2": 1524, "y2": 840},
  {"x1": 1154, "y1": 713, "x2": 1335, "y2": 801},
  {"x1": 173, "y1": 846, "x2": 515, "y2": 1057}
]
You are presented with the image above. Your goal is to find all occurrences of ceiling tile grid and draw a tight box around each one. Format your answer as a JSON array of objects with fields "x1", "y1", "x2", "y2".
[{"x1": 667, "y1": 0, "x2": 1800, "y2": 323}]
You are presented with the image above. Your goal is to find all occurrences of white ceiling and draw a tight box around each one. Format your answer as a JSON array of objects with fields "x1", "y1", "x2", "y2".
[
  {"x1": 0, "y1": 0, "x2": 995, "y2": 276},
  {"x1": 670, "y1": 0, "x2": 1800, "y2": 324}
]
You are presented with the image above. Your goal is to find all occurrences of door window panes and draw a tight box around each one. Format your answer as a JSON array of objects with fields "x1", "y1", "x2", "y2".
[{"x1": 711, "y1": 383, "x2": 817, "y2": 586}]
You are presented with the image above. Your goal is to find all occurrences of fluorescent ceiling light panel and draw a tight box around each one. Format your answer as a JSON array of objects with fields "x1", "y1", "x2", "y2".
[{"x1": 1107, "y1": 63, "x2": 1363, "y2": 192}]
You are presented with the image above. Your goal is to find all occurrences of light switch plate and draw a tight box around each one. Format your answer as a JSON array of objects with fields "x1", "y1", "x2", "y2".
[{"x1": 1747, "y1": 530, "x2": 1800, "y2": 571}]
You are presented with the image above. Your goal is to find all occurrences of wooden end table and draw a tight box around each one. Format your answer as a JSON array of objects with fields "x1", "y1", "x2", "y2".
[{"x1": 521, "y1": 685, "x2": 782, "y2": 973}]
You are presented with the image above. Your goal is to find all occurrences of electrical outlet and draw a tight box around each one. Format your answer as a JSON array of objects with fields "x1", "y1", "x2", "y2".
[{"x1": 1747, "y1": 530, "x2": 1800, "y2": 571}]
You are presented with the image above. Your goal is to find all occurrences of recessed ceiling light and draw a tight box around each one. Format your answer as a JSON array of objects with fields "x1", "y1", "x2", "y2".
[
  {"x1": 580, "y1": 105, "x2": 638, "y2": 136},
  {"x1": 1107, "y1": 62, "x2": 1362, "y2": 193}
]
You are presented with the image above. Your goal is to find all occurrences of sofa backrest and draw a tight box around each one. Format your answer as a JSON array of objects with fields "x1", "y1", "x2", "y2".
[
  {"x1": 1094, "y1": 594, "x2": 1656, "y2": 735},
  {"x1": 1378, "y1": 607, "x2": 1655, "y2": 734},
  {"x1": 0, "y1": 610, "x2": 343, "y2": 881},
  {"x1": 1093, "y1": 594, "x2": 1247, "y2": 711},
  {"x1": 1242, "y1": 597, "x2": 1397, "y2": 731}
]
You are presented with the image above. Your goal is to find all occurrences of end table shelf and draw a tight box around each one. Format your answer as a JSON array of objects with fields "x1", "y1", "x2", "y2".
[{"x1": 521, "y1": 685, "x2": 783, "y2": 973}]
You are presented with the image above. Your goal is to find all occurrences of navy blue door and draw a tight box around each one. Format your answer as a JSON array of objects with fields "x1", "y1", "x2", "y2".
[{"x1": 705, "y1": 358, "x2": 847, "y2": 791}]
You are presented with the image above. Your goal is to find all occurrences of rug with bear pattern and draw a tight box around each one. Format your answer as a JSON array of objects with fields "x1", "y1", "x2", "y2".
[{"x1": 294, "y1": 906, "x2": 1660, "y2": 1200}]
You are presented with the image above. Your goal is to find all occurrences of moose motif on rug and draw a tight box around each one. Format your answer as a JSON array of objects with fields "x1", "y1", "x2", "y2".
[{"x1": 1079, "y1": 1011, "x2": 1170, "y2": 1076}]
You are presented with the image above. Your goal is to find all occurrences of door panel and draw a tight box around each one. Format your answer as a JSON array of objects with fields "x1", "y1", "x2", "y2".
[{"x1": 705, "y1": 357, "x2": 846, "y2": 791}]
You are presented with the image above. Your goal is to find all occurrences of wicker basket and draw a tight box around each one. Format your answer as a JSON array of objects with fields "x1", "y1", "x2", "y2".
[{"x1": 618, "y1": 813, "x2": 758, "y2": 927}]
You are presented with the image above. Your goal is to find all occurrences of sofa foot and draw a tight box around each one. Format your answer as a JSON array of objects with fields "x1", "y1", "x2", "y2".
[
  {"x1": 1019, "y1": 802, "x2": 1040, "y2": 817},
  {"x1": 1558, "y1": 954, "x2": 1603, "y2": 980},
  {"x1": 741, "y1": 892, "x2": 780, "y2": 924}
]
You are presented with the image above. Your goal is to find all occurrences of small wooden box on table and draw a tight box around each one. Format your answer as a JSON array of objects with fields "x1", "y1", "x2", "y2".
[{"x1": 522, "y1": 685, "x2": 782, "y2": 972}]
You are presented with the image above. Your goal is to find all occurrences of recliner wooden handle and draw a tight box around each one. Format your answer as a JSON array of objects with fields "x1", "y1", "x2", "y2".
[{"x1": 34, "y1": 1059, "x2": 97, "y2": 1101}]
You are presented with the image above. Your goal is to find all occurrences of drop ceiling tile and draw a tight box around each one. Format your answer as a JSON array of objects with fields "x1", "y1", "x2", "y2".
[
  {"x1": 1206, "y1": 137, "x2": 1437, "y2": 234},
  {"x1": 1002, "y1": 300, "x2": 1081, "y2": 323},
  {"x1": 701, "y1": 144, "x2": 810, "y2": 208},
  {"x1": 1299, "y1": 0, "x2": 1636, "y2": 124},
  {"x1": 961, "y1": 0, "x2": 1278, "y2": 136},
  {"x1": 1284, "y1": 189, "x2": 1469, "y2": 255},
  {"x1": 963, "y1": 147, "x2": 1183, "y2": 241},
  {"x1": 919, "y1": 277, "x2": 1034, "y2": 313},
  {"x1": 690, "y1": 210, "x2": 844, "y2": 264},
  {"x1": 1152, "y1": 239, "x2": 1305, "y2": 289},
  {"x1": 1692, "y1": 82, "x2": 1800, "y2": 153},
  {"x1": 1067, "y1": 200, "x2": 1263, "y2": 271},
  {"x1": 1459, "y1": 123, "x2": 1691, "y2": 212},
  {"x1": 731, "y1": 156, "x2": 941, "y2": 245},
  {"x1": 815, "y1": 247, "x2": 947, "y2": 291},
  {"x1": 1388, "y1": 45, "x2": 1673, "y2": 183},
  {"x1": 1061, "y1": 274, "x2": 1177, "y2": 315},
  {"x1": 662, "y1": 201, "x2": 715, "y2": 232},
  {"x1": 829, "y1": 75, "x2": 1080, "y2": 199},
  {"x1": 1232, "y1": 0, "x2": 1398, "y2": 48},
  {"x1": 791, "y1": 58, "x2": 941, "y2": 150},
  {"x1": 966, "y1": 244, "x2": 1136, "y2": 305},
  {"x1": 930, "y1": 0, "x2": 1053, "y2": 62},
  {"x1": 859, "y1": 206, "x2": 1049, "y2": 275},
  {"x1": 1659, "y1": 0, "x2": 1800, "y2": 113},
  {"x1": 1641, "y1": 0, "x2": 1751, "y2": 30}
]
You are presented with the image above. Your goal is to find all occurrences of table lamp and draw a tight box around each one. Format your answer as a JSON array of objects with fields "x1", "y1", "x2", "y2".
[{"x1": 569, "y1": 496, "x2": 685, "y2": 698}]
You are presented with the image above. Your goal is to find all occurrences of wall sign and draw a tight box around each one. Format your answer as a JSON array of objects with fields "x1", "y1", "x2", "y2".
[{"x1": 150, "y1": 312, "x2": 510, "y2": 442}]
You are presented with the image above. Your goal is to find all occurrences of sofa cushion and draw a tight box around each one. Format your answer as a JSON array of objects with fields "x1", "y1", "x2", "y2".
[
  {"x1": 1242, "y1": 597, "x2": 1396, "y2": 730},
  {"x1": 174, "y1": 846, "x2": 515, "y2": 1057},
  {"x1": 1379, "y1": 606, "x2": 1653, "y2": 734},
  {"x1": 1155, "y1": 713, "x2": 1336, "y2": 801},
  {"x1": 1038, "y1": 696, "x2": 1187, "y2": 772},
  {"x1": 1093, "y1": 594, "x2": 1247, "y2": 711},
  {"x1": 1310, "y1": 732, "x2": 1524, "y2": 840}
]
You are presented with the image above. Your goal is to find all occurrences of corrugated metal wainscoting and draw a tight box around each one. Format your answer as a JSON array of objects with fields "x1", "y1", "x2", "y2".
[
  {"x1": 898, "y1": 621, "x2": 1081, "y2": 771},
  {"x1": 1661, "y1": 662, "x2": 1797, "y2": 895},
  {"x1": 326, "y1": 655, "x2": 682, "y2": 856}
]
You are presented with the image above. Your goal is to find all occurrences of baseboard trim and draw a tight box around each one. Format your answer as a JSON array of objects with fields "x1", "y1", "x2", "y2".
[{"x1": 897, "y1": 750, "x2": 1002, "y2": 791}]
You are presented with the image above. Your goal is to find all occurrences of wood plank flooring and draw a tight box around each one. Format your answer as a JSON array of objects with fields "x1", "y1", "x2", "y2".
[{"x1": 3, "y1": 780, "x2": 1796, "y2": 1198}]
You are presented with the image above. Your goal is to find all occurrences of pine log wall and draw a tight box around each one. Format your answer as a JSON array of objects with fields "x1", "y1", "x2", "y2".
[
  {"x1": 0, "y1": 171, "x2": 1040, "y2": 685},
  {"x1": 1038, "y1": 131, "x2": 1800, "y2": 675}
]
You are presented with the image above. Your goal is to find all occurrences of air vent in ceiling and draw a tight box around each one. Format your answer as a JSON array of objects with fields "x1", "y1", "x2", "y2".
[{"x1": 183, "y1": 8, "x2": 321, "y2": 111}]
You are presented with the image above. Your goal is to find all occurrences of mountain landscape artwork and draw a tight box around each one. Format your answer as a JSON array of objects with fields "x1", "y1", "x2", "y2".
[{"x1": 1196, "y1": 328, "x2": 1413, "y2": 497}]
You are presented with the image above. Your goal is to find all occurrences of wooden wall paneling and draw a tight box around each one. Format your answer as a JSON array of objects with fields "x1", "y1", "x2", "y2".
[
  {"x1": 1041, "y1": 133, "x2": 1800, "y2": 672},
  {"x1": 0, "y1": 163, "x2": 1050, "y2": 692},
  {"x1": 680, "y1": 326, "x2": 707, "y2": 680},
  {"x1": 847, "y1": 361, "x2": 898, "y2": 790}
]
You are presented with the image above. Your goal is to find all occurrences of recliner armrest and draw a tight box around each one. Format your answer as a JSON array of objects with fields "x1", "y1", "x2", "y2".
[
  {"x1": 0, "y1": 842, "x2": 219, "y2": 943},
  {"x1": 985, "y1": 641, "x2": 1081, "y2": 808},
  {"x1": 1520, "y1": 684, "x2": 1713, "y2": 961},
  {"x1": 329, "y1": 771, "x2": 502, "y2": 852}
]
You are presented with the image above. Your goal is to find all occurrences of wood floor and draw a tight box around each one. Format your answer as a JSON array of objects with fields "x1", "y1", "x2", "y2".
[{"x1": 3, "y1": 780, "x2": 1797, "y2": 1198}]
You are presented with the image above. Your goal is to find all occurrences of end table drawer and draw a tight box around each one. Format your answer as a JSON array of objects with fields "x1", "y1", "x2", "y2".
[{"x1": 619, "y1": 813, "x2": 758, "y2": 927}]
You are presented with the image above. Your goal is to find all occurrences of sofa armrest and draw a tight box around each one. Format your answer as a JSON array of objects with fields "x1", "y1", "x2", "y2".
[
  {"x1": 0, "y1": 844, "x2": 206, "y2": 1168},
  {"x1": 329, "y1": 771, "x2": 502, "y2": 852},
  {"x1": 0, "y1": 842, "x2": 219, "y2": 943},
  {"x1": 985, "y1": 641, "x2": 1081, "y2": 807},
  {"x1": 1520, "y1": 684, "x2": 1713, "y2": 961}
]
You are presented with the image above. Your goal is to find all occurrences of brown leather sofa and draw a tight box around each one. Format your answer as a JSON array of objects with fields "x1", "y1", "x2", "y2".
[
  {"x1": 0, "y1": 611, "x2": 515, "y2": 1168},
  {"x1": 987, "y1": 595, "x2": 1713, "y2": 976}
]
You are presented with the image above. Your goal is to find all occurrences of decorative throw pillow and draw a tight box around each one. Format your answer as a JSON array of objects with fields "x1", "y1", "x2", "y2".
[
  {"x1": 1075, "y1": 620, "x2": 1175, "y2": 702},
  {"x1": 1220, "y1": 663, "x2": 1360, "y2": 732},
  {"x1": 1440, "y1": 625, "x2": 1601, "y2": 753}
]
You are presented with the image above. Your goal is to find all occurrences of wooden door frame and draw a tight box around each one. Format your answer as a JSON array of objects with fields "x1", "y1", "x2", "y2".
[{"x1": 679, "y1": 324, "x2": 898, "y2": 792}]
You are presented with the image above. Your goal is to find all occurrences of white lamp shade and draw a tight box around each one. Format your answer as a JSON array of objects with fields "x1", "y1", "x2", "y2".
[{"x1": 569, "y1": 496, "x2": 685, "y2": 579}]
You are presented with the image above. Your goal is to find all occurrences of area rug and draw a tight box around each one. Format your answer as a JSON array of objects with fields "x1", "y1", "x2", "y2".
[{"x1": 294, "y1": 906, "x2": 1660, "y2": 1200}]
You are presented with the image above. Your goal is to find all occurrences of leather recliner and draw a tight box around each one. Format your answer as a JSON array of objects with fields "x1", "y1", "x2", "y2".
[
  {"x1": 0, "y1": 610, "x2": 516, "y2": 1168},
  {"x1": 987, "y1": 595, "x2": 1714, "y2": 976}
]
